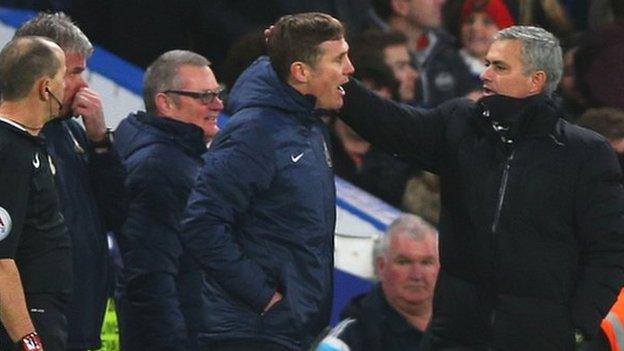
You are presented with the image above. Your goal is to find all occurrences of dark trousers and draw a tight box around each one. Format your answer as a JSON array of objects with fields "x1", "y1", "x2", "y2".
[
  {"x1": 205, "y1": 340, "x2": 292, "y2": 351},
  {"x1": 0, "y1": 294, "x2": 68, "y2": 351}
]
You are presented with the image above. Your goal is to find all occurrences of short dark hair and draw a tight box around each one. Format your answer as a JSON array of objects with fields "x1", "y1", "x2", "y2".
[
  {"x1": 0, "y1": 36, "x2": 62, "y2": 101},
  {"x1": 351, "y1": 29, "x2": 408, "y2": 66},
  {"x1": 14, "y1": 12, "x2": 93, "y2": 57},
  {"x1": 577, "y1": 108, "x2": 624, "y2": 141},
  {"x1": 354, "y1": 57, "x2": 400, "y2": 100},
  {"x1": 267, "y1": 12, "x2": 345, "y2": 82},
  {"x1": 143, "y1": 50, "x2": 211, "y2": 115},
  {"x1": 372, "y1": 0, "x2": 393, "y2": 21}
]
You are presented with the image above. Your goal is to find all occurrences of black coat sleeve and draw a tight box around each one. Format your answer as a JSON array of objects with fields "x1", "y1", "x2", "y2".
[
  {"x1": 572, "y1": 138, "x2": 624, "y2": 338},
  {"x1": 340, "y1": 78, "x2": 453, "y2": 173}
]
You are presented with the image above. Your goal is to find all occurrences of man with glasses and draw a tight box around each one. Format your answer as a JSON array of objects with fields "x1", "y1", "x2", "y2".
[{"x1": 114, "y1": 49, "x2": 223, "y2": 351}]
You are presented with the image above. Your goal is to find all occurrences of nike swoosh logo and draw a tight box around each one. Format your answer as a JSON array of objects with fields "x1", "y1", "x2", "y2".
[{"x1": 291, "y1": 153, "x2": 304, "y2": 163}]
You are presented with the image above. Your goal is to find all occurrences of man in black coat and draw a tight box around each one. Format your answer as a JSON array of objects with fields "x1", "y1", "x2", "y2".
[
  {"x1": 339, "y1": 25, "x2": 624, "y2": 350},
  {"x1": 0, "y1": 36, "x2": 69, "y2": 351}
]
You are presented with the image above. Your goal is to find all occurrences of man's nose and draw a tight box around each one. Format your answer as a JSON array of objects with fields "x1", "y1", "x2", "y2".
[
  {"x1": 211, "y1": 96, "x2": 225, "y2": 110},
  {"x1": 480, "y1": 67, "x2": 492, "y2": 82},
  {"x1": 344, "y1": 56, "x2": 355, "y2": 75},
  {"x1": 409, "y1": 264, "x2": 425, "y2": 279}
]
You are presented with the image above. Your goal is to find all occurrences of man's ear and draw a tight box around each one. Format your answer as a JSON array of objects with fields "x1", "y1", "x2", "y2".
[
  {"x1": 155, "y1": 92, "x2": 174, "y2": 115},
  {"x1": 37, "y1": 78, "x2": 50, "y2": 102},
  {"x1": 289, "y1": 61, "x2": 310, "y2": 84},
  {"x1": 375, "y1": 256, "x2": 386, "y2": 275},
  {"x1": 530, "y1": 70, "x2": 547, "y2": 94}
]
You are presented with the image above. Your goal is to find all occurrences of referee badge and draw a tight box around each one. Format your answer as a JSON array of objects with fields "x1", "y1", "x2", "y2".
[{"x1": 0, "y1": 206, "x2": 11, "y2": 241}]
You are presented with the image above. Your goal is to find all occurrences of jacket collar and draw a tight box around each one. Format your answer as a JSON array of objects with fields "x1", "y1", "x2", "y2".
[
  {"x1": 135, "y1": 111, "x2": 206, "y2": 156},
  {"x1": 474, "y1": 93, "x2": 560, "y2": 146}
]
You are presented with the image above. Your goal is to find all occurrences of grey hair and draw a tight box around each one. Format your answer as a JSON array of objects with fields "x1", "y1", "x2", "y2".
[
  {"x1": 373, "y1": 214, "x2": 438, "y2": 262},
  {"x1": 14, "y1": 12, "x2": 93, "y2": 57},
  {"x1": 143, "y1": 50, "x2": 211, "y2": 115},
  {"x1": 494, "y1": 26, "x2": 563, "y2": 96}
]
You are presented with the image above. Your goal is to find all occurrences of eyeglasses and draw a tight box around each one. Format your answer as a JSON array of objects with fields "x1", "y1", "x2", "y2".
[{"x1": 162, "y1": 86, "x2": 225, "y2": 104}]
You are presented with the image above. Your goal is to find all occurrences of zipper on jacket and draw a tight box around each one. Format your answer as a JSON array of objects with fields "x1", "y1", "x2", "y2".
[{"x1": 491, "y1": 152, "x2": 515, "y2": 233}]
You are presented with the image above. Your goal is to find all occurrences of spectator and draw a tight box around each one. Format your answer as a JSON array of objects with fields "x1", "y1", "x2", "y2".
[
  {"x1": 316, "y1": 214, "x2": 439, "y2": 351},
  {"x1": 0, "y1": 36, "x2": 68, "y2": 351},
  {"x1": 351, "y1": 57, "x2": 400, "y2": 100},
  {"x1": 13, "y1": 12, "x2": 126, "y2": 351},
  {"x1": 371, "y1": 0, "x2": 473, "y2": 107},
  {"x1": 114, "y1": 50, "x2": 223, "y2": 351},
  {"x1": 339, "y1": 25, "x2": 624, "y2": 349},
  {"x1": 221, "y1": 28, "x2": 267, "y2": 94},
  {"x1": 181, "y1": 12, "x2": 353, "y2": 351},
  {"x1": 517, "y1": 0, "x2": 574, "y2": 39},
  {"x1": 351, "y1": 30, "x2": 419, "y2": 104},
  {"x1": 559, "y1": 34, "x2": 588, "y2": 122},
  {"x1": 575, "y1": 3, "x2": 624, "y2": 110},
  {"x1": 457, "y1": 0, "x2": 515, "y2": 99}
]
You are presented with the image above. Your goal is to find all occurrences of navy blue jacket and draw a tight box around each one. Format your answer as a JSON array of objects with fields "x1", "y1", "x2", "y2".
[
  {"x1": 181, "y1": 56, "x2": 336, "y2": 350},
  {"x1": 42, "y1": 119, "x2": 125, "y2": 349},
  {"x1": 114, "y1": 112, "x2": 209, "y2": 350}
]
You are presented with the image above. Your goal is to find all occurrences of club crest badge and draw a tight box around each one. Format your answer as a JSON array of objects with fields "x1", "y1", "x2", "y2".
[
  {"x1": 0, "y1": 206, "x2": 12, "y2": 241},
  {"x1": 322, "y1": 138, "x2": 333, "y2": 168}
]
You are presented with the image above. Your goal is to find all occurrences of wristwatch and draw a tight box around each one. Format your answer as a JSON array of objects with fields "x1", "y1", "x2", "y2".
[
  {"x1": 17, "y1": 332, "x2": 43, "y2": 351},
  {"x1": 92, "y1": 128, "x2": 113, "y2": 153}
]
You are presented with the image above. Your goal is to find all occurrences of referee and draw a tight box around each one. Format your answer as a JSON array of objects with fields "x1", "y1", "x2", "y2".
[{"x1": 0, "y1": 36, "x2": 71, "y2": 351}]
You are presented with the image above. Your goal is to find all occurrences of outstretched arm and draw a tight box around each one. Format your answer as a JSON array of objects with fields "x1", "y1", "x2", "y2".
[{"x1": 340, "y1": 78, "x2": 451, "y2": 171}]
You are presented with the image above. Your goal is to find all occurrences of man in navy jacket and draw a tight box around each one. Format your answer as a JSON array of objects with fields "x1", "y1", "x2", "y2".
[
  {"x1": 181, "y1": 12, "x2": 354, "y2": 351},
  {"x1": 114, "y1": 50, "x2": 223, "y2": 350}
]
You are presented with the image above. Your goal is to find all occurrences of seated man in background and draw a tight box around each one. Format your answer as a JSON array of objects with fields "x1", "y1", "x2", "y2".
[
  {"x1": 317, "y1": 214, "x2": 439, "y2": 351},
  {"x1": 114, "y1": 49, "x2": 223, "y2": 350}
]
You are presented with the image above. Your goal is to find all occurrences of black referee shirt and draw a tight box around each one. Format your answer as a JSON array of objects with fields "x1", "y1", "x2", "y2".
[{"x1": 0, "y1": 119, "x2": 72, "y2": 296}]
